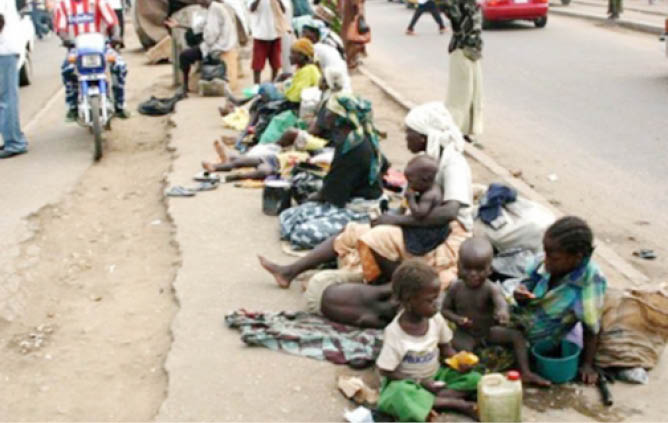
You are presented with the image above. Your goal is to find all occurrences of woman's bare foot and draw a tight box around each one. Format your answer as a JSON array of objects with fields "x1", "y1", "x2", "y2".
[
  {"x1": 214, "y1": 140, "x2": 228, "y2": 163},
  {"x1": 258, "y1": 255, "x2": 295, "y2": 288},
  {"x1": 523, "y1": 371, "x2": 552, "y2": 387},
  {"x1": 202, "y1": 161, "x2": 217, "y2": 172}
]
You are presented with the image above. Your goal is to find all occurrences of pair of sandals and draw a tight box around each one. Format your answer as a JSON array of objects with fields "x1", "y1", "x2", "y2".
[{"x1": 165, "y1": 171, "x2": 221, "y2": 197}]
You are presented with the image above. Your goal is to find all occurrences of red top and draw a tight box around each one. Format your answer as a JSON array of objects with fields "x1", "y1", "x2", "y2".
[
  {"x1": 507, "y1": 371, "x2": 521, "y2": 381},
  {"x1": 53, "y1": 0, "x2": 118, "y2": 38}
]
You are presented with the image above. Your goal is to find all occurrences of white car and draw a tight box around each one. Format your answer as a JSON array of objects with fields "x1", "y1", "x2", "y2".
[
  {"x1": 662, "y1": 18, "x2": 668, "y2": 59},
  {"x1": 15, "y1": 0, "x2": 36, "y2": 86}
]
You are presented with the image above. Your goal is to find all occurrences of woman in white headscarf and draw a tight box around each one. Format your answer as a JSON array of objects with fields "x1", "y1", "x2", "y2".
[{"x1": 259, "y1": 102, "x2": 473, "y2": 291}]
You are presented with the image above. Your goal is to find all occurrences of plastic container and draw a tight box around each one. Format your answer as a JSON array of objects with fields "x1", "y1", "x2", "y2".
[
  {"x1": 262, "y1": 179, "x2": 292, "y2": 216},
  {"x1": 531, "y1": 340, "x2": 581, "y2": 384},
  {"x1": 478, "y1": 371, "x2": 522, "y2": 422}
]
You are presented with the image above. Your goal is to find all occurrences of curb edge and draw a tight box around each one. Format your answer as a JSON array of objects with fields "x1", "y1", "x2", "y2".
[
  {"x1": 549, "y1": 7, "x2": 663, "y2": 35},
  {"x1": 359, "y1": 65, "x2": 650, "y2": 286}
]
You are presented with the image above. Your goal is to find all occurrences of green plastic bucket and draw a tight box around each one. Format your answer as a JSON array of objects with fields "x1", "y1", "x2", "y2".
[{"x1": 531, "y1": 340, "x2": 581, "y2": 384}]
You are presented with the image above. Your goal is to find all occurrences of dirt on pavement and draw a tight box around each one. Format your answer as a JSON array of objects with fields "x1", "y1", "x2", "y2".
[{"x1": 0, "y1": 34, "x2": 179, "y2": 420}]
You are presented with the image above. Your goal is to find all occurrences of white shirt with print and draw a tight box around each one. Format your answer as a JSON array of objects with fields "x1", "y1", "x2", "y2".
[{"x1": 376, "y1": 312, "x2": 453, "y2": 382}]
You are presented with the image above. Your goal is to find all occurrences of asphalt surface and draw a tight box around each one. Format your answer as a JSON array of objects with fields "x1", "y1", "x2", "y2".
[
  {"x1": 19, "y1": 35, "x2": 65, "y2": 123},
  {"x1": 364, "y1": 1, "x2": 668, "y2": 279},
  {"x1": 1, "y1": 35, "x2": 92, "y2": 320}
]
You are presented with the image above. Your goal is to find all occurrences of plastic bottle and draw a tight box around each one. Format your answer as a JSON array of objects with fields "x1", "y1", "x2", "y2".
[{"x1": 477, "y1": 371, "x2": 523, "y2": 422}]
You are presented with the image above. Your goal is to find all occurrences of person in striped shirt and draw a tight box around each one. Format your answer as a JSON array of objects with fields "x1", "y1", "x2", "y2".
[{"x1": 53, "y1": 0, "x2": 130, "y2": 121}]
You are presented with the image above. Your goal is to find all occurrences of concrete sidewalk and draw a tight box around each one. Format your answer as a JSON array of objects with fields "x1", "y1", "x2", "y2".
[
  {"x1": 549, "y1": 0, "x2": 667, "y2": 34},
  {"x1": 156, "y1": 69, "x2": 422, "y2": 421},
  {"x1": 571, "y1": 0, "x2": 668, "y2": 16}
]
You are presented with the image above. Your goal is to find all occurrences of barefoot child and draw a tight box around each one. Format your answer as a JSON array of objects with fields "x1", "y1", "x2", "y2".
[
  {"x1": 512, "y1": 216, "x2": 607, "y2": 385},
  {"x1": 404, "y1": 155, "x2": 442, "y2": 220},
  {"x1": 442, "y1": 237, "x2": 551, "y2": 386},
  {"x1": 400, "y1": 156, "x2": 451, "y2": 267},
  {"x1": 200, "y1": 134, "x2": 317, "y2": 182},
  {"x1": 377, "y1": 260, "x2": 481, "y2": 422}
]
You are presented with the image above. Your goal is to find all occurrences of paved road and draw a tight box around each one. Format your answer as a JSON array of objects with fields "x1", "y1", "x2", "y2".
[
  {"x1": 364, "y1": 2, "x2": 668, "y2": 279},
  {"x1": 20, "y1": 36, "x2": 65, "y2": 123},
  {"x1": 1, "y1": 38, "x2": 92, "y2": 319}
]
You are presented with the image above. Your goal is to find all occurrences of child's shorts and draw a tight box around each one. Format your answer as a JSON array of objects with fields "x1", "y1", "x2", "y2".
[{"x1": 377, "y1": 367, "x2": 482, "y2": 422}]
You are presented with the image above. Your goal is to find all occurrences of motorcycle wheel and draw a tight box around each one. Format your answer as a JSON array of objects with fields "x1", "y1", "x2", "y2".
[{"x1": 90, "y1": 96, "x2": 103, "y2": 161}]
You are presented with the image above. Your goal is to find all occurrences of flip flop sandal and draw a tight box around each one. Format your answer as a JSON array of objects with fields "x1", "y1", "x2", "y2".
[
  {"x1": 165, "y1": 186, "x2": 196, "y2": 197},
  {"x1": 633, "y1": 249, "x2": 657, "y2": 260},
  {"x1": 194, "y1": 180, "x2": 220, "y2": 191},
  {"x1": 193, "y1": 171, "x2": 221, "y2": 183}
]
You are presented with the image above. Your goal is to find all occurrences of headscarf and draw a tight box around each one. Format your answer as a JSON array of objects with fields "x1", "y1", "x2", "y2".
[
  {"x1": 326, "y1": 93, "x2": 382, "y2": 186},
  {"x1": 324, "y1": 65, "x2": 347, "y2": 93},
  {"x1": 291, "y1": 38, "x2": 315, "y2": 59},
  {"x1": 404, "y1": 102, "x2": 465, "y2": 168}
]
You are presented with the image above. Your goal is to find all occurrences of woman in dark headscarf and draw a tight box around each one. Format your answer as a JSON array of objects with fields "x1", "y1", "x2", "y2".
[{"x1": 278, "y1": 91, "x2": 385, "y2": 250}]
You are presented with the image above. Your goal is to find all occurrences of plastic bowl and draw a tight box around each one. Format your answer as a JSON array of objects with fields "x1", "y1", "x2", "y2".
[{"x1": 531, "y1": 340, "x2": 582, "y2": 384}]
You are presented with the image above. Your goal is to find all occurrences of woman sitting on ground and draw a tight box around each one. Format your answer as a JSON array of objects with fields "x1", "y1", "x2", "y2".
[
  {"x1": 512, "y1": 216, "x2": 607, "y2": 385},
  {"x1": 277, "y1": 91, "x2": 386, "y2": 250},
  {"x1": 259, "y1": 101, "x2": 473, "y2": 288},
  {"x1": 277, "y1": 37, "x2": 322, "y2": 105}
]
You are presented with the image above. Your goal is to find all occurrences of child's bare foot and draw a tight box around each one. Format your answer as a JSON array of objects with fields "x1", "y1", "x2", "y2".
[
  {"x1": 463, "y1": 403, "x2": 479, "y2": 422},
  {"x1": 202, "y1": 161, "x2": 217, "y2": 172},
  {"x1": 214, "y1": 140, "x2": 228, "y2": 163},
  {"x1": 258, "y1": 255, "x2": 294, "y2": 288},
  {"x1": 427, "y1": 409, "x2": 439, "y2": 422},
  {"x1": 523, "y1": 371, "x2": 552, "y2": 387}
]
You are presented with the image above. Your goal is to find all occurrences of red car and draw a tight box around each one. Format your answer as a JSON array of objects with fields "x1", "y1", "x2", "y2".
[{"x1": 480, "y1": 0, "x2": 549, "y2": 28}]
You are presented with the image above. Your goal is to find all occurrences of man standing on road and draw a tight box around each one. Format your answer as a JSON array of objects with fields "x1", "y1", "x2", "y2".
[
  {"x1": 0, "y1": 6, "x2": 29, "y2": 159},
  {"x1": 248, "y1": 0, "x2": 287, "y2": 84},
  {"x1": 442, "y1": 0, "x2": 483, "y2": 144},
  {"x1": 406, "y1": 0, "x2": 446, "y2": 35}
]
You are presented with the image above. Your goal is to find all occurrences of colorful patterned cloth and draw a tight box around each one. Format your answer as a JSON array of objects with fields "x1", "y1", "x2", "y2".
[
  {"x1": 442, "y1": 0, "x2": 483, "y2": 61},
  {"x1": 279, "y1": 201, "x2": 369, "y2": 249},
  {"x1": 326, "y1": 93, "x2": 383, "y2": 186},
  {"x1": 512, "y1": 258, "x2": 607, "y2": 345},
  {"x1": 225, "y1": 310, "x2": 383, "y2": 365}
]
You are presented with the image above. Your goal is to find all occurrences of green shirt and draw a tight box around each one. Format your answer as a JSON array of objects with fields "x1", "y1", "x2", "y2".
[{"x1": 284, "y1": 64, "x2": 321, "y2": 103}]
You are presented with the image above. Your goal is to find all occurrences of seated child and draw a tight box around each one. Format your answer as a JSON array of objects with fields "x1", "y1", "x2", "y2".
[
  {"x1": 377, "y1": 259, "x2": 481, "y2": 422},
  {"x1": 442, "y1": 237, "x2": 551, "y2": 387},
  {"x1": 401, "y1": 156, "x2": 450, "y2": 260}
]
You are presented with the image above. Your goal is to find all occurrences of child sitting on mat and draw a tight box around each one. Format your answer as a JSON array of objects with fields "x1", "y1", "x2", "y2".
[
  {"x1": 376, "y1": 259, "x2": 481, "y2": 422},
  {"x1": 442, "y1": 237, "x2": 551, "y2": 387}
]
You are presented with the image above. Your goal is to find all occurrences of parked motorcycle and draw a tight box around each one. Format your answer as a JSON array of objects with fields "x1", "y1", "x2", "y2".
[{"x1": 66, "y1": 34, "x2": 115, "y2": 161}]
